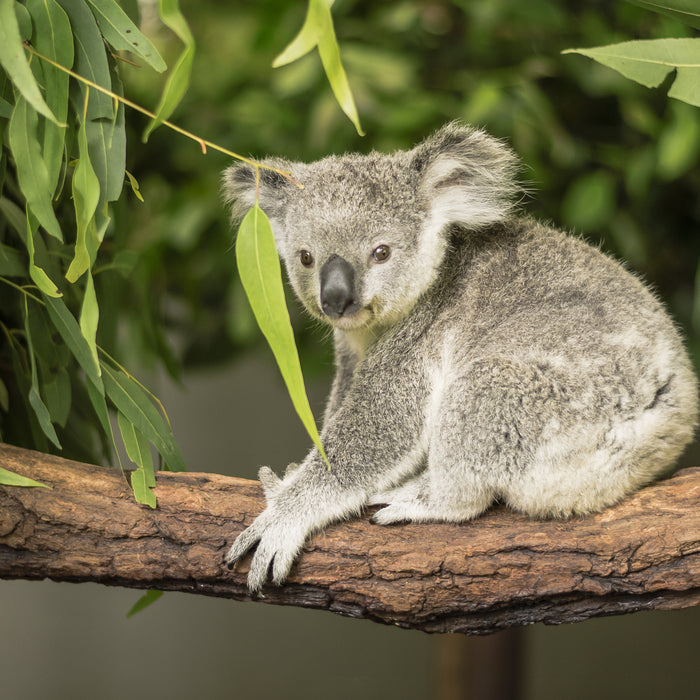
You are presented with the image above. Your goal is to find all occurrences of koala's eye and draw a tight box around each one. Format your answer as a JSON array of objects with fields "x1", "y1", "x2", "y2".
[
  {"x1": 300, "y1": 250, "x2": 314, "y2": 267},
  {"x1": 372, "y1": 244, "x2": 391, "y2": 263}
]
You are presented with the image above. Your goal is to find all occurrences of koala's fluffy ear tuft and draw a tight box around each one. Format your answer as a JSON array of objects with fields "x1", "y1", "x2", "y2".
[
  {"x1": 222, "y1": 159, "x2": 294, "y2": 223},
  {"x1": 413, "y1": 122, "x2": 521, "y2": 232}
]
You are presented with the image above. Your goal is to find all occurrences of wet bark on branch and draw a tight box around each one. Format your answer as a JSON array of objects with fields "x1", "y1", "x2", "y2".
[{"x1": 1, "y1": 442, "x2": 698, "y2": 635}]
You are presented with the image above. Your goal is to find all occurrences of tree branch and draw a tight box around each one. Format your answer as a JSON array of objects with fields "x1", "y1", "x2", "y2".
[{"x1": 1, "y1": 442, "x2": 699, "y2": 635}]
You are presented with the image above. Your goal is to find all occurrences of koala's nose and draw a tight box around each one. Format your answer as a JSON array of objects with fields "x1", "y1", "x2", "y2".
[{"x1": 320, "y1": 255, "x2": 360, "y2": 318}]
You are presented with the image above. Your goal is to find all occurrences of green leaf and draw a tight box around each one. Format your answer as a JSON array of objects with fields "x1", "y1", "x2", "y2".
[
  {"x1": 23, "y1": 299, "x2": 62, "y2": 449},
  {"x1": 626, "y1": 1, "x2": 700, "y2": 30},
  {"x1": 59, "y1": 0, "x2": 114, "y2": 119},
  {"x1": 142, "y1": 0, "x2": 194, "y2": 140},
  {"x1": 43, "y1": 367, "x2": 71, "y2": 427},
  {"x1": 0, "y1": 95, "x2": 12, "y2": 118},
  {"x1": 43, "y1": 293, "x2": 103, "y2": 390},
  {"x1": 102, "y1": 364, "x2": 186, "y2": 472},
  {"x1": 563, "y1": 39, "x2": 700, "y2": 108},
  {"x1": 8, "y1": 97, "x2": 64, "y2": 241},
  {"x1": 79, "y1": 272, "x2": 100, "y2": 372},
  {"x1": 0, "y1": 466, "x2": 50, "y2": 488},
  {"x1": 25, "y1": 207, "x2": 62, "y2": 297},
  {"x1": 0, "y1": 242, "x2": 26, "y2": 277},
  {"x1": 236, "y1": 205, "x2": 328, "y2": 465},
  {"x1": 66, "y1": 107, "x2": 101, "y2": 283},
  {"x1": 124, "y1": 170, "x2": 144, "y2": 202},
  {"x1": 130, "y1": 468, "x2": 157, "y2": 508},
  {"x1": 0, "y1": 0, "x2": 62, "y2": 125},
  {"x1": 273, "y1": 0, "x2": 364, "y2": 136},
  {"x1": 126, "y1": 590, "x2": 163, "y2": 617},
  {"x1": 86, "y1": 0, "x2": 166, "y2": 72},
  {"x1": 117, "y1": 412, "x2": 155, "y2": 480},
  {"x1": 26, "y1": 0, "x2": 73, "y2": 196}
]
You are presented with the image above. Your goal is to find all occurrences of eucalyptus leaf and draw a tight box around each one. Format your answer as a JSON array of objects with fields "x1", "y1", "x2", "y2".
[
  {"x1": 117, "y1": 412, "x2": 154, "y2": 479},
  {"x1": 626, "y1": 0, "x2": 700, "y2": 30},
  {"x1": 143, "y1": 0, "x2": 194, "y2": 140},
  {"x1": 79, "y1": 273, "x2": 100, "y2": 373},
  {"x1": 43, "y1": 368, "x2": 72, "y2": 427},
  {"x1": 273, "y1": 0, "x2": 363, "y2": 136},
  {"x1": 66, "y1": 109, "x2": 100, "y2": 283},
  {"x1": 8, "y1": 97, "x2": 64, "y2": 241},
  {"x1": 0, "y1": 466, "x2": 49, "y2": 488},
  {"x1": 130, "y1": 467, "x2": 156, "y2": 508},
  {"x1": 0, "y1": 95, "x2": 12, "y2": 118},
  {"x1": 102, "y1": 364, "x2": 186, "y2": 472},
  {"x1": 0, "y1": 242, "x2": 25, "y2": 277},
  {"x1": 236, "y1": 204, "x2": 328, "y2": 465},
  {"x1": 26, "y1": 0, "x2": 73, "y2": 196},
  {"x1": 25, "y1": 207, "x2": 62, "y2": 297},
  {"x1": 0, "y1": 0, "x2": 62, "y2": 125},
  {"x1": 58, "y1": 0, "x2": 114, "y2": 120},
  {"x1": 563, "y1": 39, "x2": 700, "y2": 108},
  {"x1": 126, "y1": 590, "x2": 163, "y2": 617},
  {"x1": 43, "y1": 293, "x2": 103, "y2": 390},
  {"x1": 86, "y1": 0, "x2": 166, "y2": 72},
  {"x1": 23, "y1": 299, "x2": 62, "y2": 449}
]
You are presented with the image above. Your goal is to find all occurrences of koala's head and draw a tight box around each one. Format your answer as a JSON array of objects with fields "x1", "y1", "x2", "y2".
[{"x1": 223, "y1": 123, "x2": 519, "y2": 332}]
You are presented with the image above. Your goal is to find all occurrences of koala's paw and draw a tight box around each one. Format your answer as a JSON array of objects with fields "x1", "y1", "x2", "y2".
[{"x1": 225, "y1": 508, "x2": 308, "y2": 594}]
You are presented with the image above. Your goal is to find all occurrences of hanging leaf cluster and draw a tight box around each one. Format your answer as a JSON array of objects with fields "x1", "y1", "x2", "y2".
[{"x1": 0, "y1": 0, "x2": 191, "y2": 503}]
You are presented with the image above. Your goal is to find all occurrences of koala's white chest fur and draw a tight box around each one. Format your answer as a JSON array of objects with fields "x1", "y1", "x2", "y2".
[{"x1": 224, "y1": 123, "x2": 698, "y2": 593}]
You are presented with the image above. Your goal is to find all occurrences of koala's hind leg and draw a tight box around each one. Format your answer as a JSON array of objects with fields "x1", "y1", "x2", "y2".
[
  {"x1": 373, "y1": 355, "x2": 690, "y2": 525},
  {"x1": 371, "y1": 357, "x2": 538, "y2": 525}
]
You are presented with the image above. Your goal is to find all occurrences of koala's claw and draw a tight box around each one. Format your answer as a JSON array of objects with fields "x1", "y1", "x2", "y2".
[
  {"x1": 225, "y1": 508, "x2": 308, "y2": 594},
  {"x1": 258, "y1": 466, "x2": 282, "y2": 499}
]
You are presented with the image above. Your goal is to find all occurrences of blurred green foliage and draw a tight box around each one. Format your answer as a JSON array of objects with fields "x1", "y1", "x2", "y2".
[
  {"x1": 2, "y1": 0, "x2": 699, "y2": 467},
  {"x1": 117, "y1": 0, "x2": 700, "y2": 386}
]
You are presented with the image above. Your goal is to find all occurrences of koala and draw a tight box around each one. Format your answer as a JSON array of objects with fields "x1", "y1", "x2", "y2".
[{"x1": 223, "y1": 122, "x2": 698, "y2": 593}]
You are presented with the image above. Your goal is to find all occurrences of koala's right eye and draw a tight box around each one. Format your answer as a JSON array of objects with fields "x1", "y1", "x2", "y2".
[{"x1": 300, "y1": 250, "x2": 314, "y2": 267}]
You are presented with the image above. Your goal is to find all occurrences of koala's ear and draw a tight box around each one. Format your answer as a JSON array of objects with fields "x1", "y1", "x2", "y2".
[
  {"x1": 222, "y1": 159, "x2": 295, "y2": 223},
  {"x1": 412, "y1": 122, "x2": 521, "y2": 231}
]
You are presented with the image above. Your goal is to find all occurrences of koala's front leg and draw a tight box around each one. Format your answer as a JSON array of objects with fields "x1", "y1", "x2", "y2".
[{"x1": 226, "y1": 359, "x2": 426, "y2": 593}]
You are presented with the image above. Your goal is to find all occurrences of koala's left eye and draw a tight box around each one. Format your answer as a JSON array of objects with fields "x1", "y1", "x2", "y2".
[{"x1": 372, "y1": 244, "x2": 391, "y2": 263}]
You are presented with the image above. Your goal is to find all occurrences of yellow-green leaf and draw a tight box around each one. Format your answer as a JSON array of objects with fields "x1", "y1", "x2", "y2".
[
  {"x1": 564, "y1": 39, "x2": 700, "y2": 108},
  {"x1": 273, "y1": 0, "x2": 363, "y2": 135},
  {"x1": 236, "y1": 204, "x2": 328, "y2": 466},
  {"x1": 143, "y1": 0, "x2": 194, "y2": 140},
  {"x1": 130, "y1": 467, "x2": 156, "y2": 508},
  {"x1": 79, "y1": 273, "x2": 100, "y2": 373},
  {"x1": 126, "y1": 590, "x2": 163, "y2": 617},
  {"x1": 66, "y1": 107, "x2": 100, "y2": 283},
  {"x1": 0, "y1": 466, "x2": 50, "y2": 488},
  {"x1": 26, "y1": 207, "x2": 62, "y2": 297}
]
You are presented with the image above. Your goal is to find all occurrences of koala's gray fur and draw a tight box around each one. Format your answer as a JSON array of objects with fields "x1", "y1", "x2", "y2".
[{"x1": 223, "y1": 123, "x2": 698, "y2": 593}]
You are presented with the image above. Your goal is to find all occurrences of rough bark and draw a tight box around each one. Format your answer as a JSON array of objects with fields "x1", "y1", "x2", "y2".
[{"x1": 1, "y1": 442, "x2": 699, "y2": 635}]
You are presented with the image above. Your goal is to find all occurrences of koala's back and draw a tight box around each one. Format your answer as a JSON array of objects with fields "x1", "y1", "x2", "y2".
[{"x1": 416, "y1": 217, "x2": 698, "y2": 517}]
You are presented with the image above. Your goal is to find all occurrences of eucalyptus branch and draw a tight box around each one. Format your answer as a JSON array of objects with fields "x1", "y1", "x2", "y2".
[{"x1": 24, "y1": 44, "x2": 303, "y2": 188}]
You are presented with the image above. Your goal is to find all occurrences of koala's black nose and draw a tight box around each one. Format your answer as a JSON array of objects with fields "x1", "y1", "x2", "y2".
[{"x1": 320, "y1": 255, "x2": 360, "y2": 318}]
